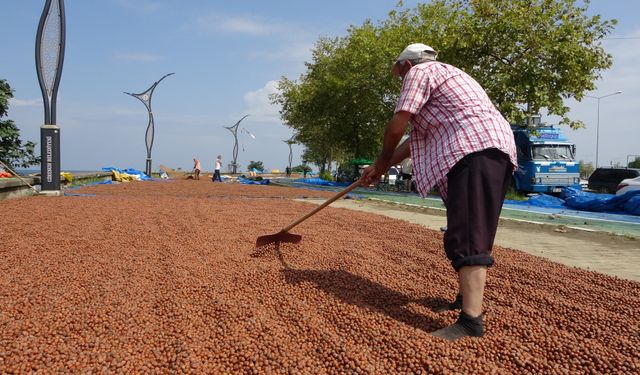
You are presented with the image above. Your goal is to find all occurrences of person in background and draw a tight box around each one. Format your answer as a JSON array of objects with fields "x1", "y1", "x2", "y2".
[
  {"x1": 400, "y1": 157, "x2": 413, "y2": 192},
  {"x1": 193, "y1": 158, "x2": 201, "y2": 180},
  {"x1": 212, "y1": 155, "x2": 222, "y2": 182},
  {"x1": 360, "y1": 43, "x2": 517, "y2": 341}
]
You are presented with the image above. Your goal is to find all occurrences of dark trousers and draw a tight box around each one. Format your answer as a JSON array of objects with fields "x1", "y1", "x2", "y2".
[
  {"x1": 443, "y1": 148, "x2": 512, "y2": 271},
  {"x1": 212, "y1": 170, "x2": 222, "y2": 182}
]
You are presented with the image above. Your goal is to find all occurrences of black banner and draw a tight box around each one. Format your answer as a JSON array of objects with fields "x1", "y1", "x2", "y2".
[{"x1": 40, "y1": 126, "x2": 60, "y2": 191}]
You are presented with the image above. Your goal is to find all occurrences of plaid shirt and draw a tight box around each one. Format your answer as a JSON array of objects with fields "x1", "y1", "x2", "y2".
[{"x1": 395, "y1": 61, "x2": 517, "y2": 201}]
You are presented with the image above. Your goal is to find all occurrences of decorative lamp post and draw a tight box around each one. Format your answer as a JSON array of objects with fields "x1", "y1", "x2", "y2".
[
  {"x1": 283, "y1": 136, "x2": 295, "y2": 172},
  {"x1": 125, "y1": 73, "x2": 174, "y2": 177},
  {"x1": 35, "y1": 0, "x2": 66, "y2": 195},
  {"x1": 585, "y1": 91, "x2": 622, "y2": 168},
  {"x1": 223, "y1": 115, "x2": 249, "y2": 174}
]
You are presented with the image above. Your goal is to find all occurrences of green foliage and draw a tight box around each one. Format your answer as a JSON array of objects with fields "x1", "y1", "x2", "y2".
[
  {"x1": 505, "y1": 186, "x2": 528, "y2": 201},
  {"x1": 292, "y1": 163, "x2": 312, "y2": 174},
  {"x1": 272, "y1": 26, "x2": 401, "y2": 167},
  {"x1": 247, "y1": 160, "x2": 264, "y2": 172},
  {"x1": 628, "y1": 157, "x2": 640, "y2": 169},
  {"x1": 579, "y1": 160, "x2": 594, "y2": 178},
  {"x1": 273, "y1": 0, "x2": 615, "y2": 162},
  {"x1": 0, "y1": 79, "x2": 40, "y2": 169},
  {"x1": 438, "y1": 0, "x2": 616, "y2": 129},
  {"x1": 319, "y1": 170, "x2": 333, "y2": 182}
]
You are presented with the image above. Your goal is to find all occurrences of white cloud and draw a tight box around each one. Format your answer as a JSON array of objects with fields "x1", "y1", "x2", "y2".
[
  {"x1": 241, "y1": 80, "x2": 282, "y2": 123},
  {"x1": 186, "y1": 12, "x2": 314, "y2": 65},
  {"x1": 9, "y1": 98, "x2": 41, "y2": 107},
  {"x1": 248, "y1": 41, "x2": 313, "y2": 63},
  {"x1": 218, "y1": 16, "x2": 277, "y2": 35},
  {"x1": 114, "y1": 51, "x2": 164, "y2": 62},
  {"x1": 192, "y1": 13, "x2": 295, "y2": 37}
]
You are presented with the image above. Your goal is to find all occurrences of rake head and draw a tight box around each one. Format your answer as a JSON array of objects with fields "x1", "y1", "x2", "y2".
[{"x1": 255, "y1": 230, "x2": 302, "y2": 248}]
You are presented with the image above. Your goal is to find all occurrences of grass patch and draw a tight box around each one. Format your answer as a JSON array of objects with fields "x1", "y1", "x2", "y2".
[{"x1": 505, "y1": 186, "x2": 528, "y2": 201}]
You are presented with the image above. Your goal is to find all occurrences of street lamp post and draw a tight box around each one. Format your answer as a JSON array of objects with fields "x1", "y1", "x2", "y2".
[
  {"x1": 223, "y1": 115, "x2": 249, "y2": 174},
  {"x1": 585, "y1": 91, "x2": 622, "y2": 168},
  {"x1": 35, "y1": 0, "x2": 66, "y2": 195},
  {"x1": 283, "y1": 136, "x2": 295, "y2": 172},
  {"x1": 124, "y1": 73, "x2": 174, "y2": 177}
]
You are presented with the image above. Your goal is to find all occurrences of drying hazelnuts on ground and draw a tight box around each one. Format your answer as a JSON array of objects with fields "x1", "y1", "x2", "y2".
[{"x1": 0, "y1": 180, "x2": 638, "y2": 373}]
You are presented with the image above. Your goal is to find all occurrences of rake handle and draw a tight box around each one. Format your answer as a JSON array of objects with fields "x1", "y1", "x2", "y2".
[{"x1": 282, "y1": 180, "x2": 361, "y2": 233}]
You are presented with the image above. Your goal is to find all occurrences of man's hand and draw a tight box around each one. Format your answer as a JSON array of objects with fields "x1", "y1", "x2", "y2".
[
  {"x1": 359, "y1": 159, "x2": 391, "y2": 186},
  {"x1": 359, "y1": 110, "x2": 412, "y2": 187}
]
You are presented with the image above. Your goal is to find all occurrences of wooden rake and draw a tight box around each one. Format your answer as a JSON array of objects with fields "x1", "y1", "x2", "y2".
[{"x1": 255, "y1": 181, "x2": 360, "y2": 248}]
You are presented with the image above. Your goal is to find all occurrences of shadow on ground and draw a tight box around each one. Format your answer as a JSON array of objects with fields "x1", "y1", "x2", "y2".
[{"x1": 257, "y1": 245, "x2": 445, "y2": 333}]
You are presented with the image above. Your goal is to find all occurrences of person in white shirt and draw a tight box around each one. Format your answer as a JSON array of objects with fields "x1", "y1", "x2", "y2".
[
  {"x1": 213, "y1": 155, "x2": 222, "y2": 182},
  {"x1": 193, "y1": 158, "x2": 201, "y2": 180}
]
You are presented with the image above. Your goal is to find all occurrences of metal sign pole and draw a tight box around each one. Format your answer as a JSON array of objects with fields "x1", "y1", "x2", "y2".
[
  {"x1": 35, "y1": 0, "x2": 66, "y2": 195},
  {"x1": 283, "y1": 136, "x2": 295, "y2": 172},
  {"x1": 125, "y1": 73, "x2": 174, "y2": 177},
  {"x1": 224, "y1": 115, "x2": 249, "y2": 174}
]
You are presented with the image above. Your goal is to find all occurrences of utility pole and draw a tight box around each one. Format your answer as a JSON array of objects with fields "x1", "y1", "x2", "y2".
[{"x1": 585, "y1": 91, "x2": 622, "y2": 168}]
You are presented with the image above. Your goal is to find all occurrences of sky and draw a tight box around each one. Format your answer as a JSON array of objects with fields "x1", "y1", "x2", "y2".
[{"x1": 2, "y1": 0, "x2": 640, "y2": 172}]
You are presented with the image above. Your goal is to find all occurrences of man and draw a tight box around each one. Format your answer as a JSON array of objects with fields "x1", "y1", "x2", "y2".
[
  {"x1": 360, "y1": 43, "x2": 517, "y2": 340},
  {"x1": 400, "y1": 157, "x2": 413, "y2": 192},
  {"x1": 193, "y1": 158, "x2": 201, "y2": 180},
  {"x1": 213, "y1": 155, "x2": 222, "y2": 182}
]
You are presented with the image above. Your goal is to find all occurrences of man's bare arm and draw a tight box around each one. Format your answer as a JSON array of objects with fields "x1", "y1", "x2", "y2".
[
  {"x1": 360, "y1": 111, "x2": 411, "y2": 185},
  {"x1": 377, "y1": 111, "x2": 412, "y2": 165},
  {"x1": 389, "y1": 139, "x2": 410, "y2": 166}
]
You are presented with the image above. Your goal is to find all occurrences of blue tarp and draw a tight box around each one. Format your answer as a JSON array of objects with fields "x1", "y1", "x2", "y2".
[
  {"x1": 238, "y1": 177, "x2": 270, "y2": 185},
  {"x1": 560, "y1": 187, "x2": 640, "y2": 215},
  {"x1": 505, "y1": 194, "x2": 565, "y2": 209},
  {"x1": 101, "y1": 167, "x2": 151, "y2": 181},
  {"x1": 293, "y1": 177, "x2": 350, "y2": 187},
  {"x1": 506, "y1": 187, "x2": 640, "y2": 216}
]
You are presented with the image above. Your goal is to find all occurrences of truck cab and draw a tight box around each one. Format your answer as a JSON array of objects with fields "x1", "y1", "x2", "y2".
[{"x1": 511, "y1": 120, "x2": 582, "y2": 194}]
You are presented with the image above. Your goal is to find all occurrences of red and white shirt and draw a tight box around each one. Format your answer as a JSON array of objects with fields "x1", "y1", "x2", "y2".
[{"x1": 395, "y1": 61, "x2": 517, "y2": 201}]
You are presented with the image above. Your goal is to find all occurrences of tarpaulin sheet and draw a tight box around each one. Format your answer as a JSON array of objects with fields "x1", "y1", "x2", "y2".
[
  {"x1": 560, "y1": 187, "x2": 640, "y2": 216},
  {"x1": 101, "y1": 167, "x2": 151, "y2": 181},
  {"x1": 293, "y1": 178, "x2": 350, "y2": 187},
  {"x1": 238, "y1": 177, "x2": 270, "y2": 185},
  {"x1": 506, "y1": 187, "x2": 640, "y2": 216}
]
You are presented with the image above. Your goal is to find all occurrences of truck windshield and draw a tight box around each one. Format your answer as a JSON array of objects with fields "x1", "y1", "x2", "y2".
[{"x1": 531, "y1": 145, "x2": 574, "y2": 160}]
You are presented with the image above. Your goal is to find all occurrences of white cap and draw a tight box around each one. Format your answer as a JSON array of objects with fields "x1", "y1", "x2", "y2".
[{"x1": 396, "y1": 43, "x2": 437, "y2": 62}]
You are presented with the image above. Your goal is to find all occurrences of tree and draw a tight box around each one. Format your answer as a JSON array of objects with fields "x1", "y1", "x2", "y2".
[
  {"x1": 247, "y1": 161, "x2": 264, "y2": 172},
  {"x1": 628, "y1": 157, "x2": 640, "y2": 169},
  {"x1": 273, "y1": 28, "x2": 402, "y2": 168},
  {"x1": 579, "y1": 160, "x2": 594, "y2": 178},
  {"x1": 0, "y1": 79, "x2": 40, "y2": 169},
  {"x1": 292, "y1": 163, "x2": 312, "y2": 174},
  {"x1": 385, "y1": 0, "x2": 616, "y2": 128},
  {"x1": 273, "y1": 0, "x2": 615, "y2": 160},
  {"x1": 460, "y1": 0, "x2": 614, "y2": 128}
]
